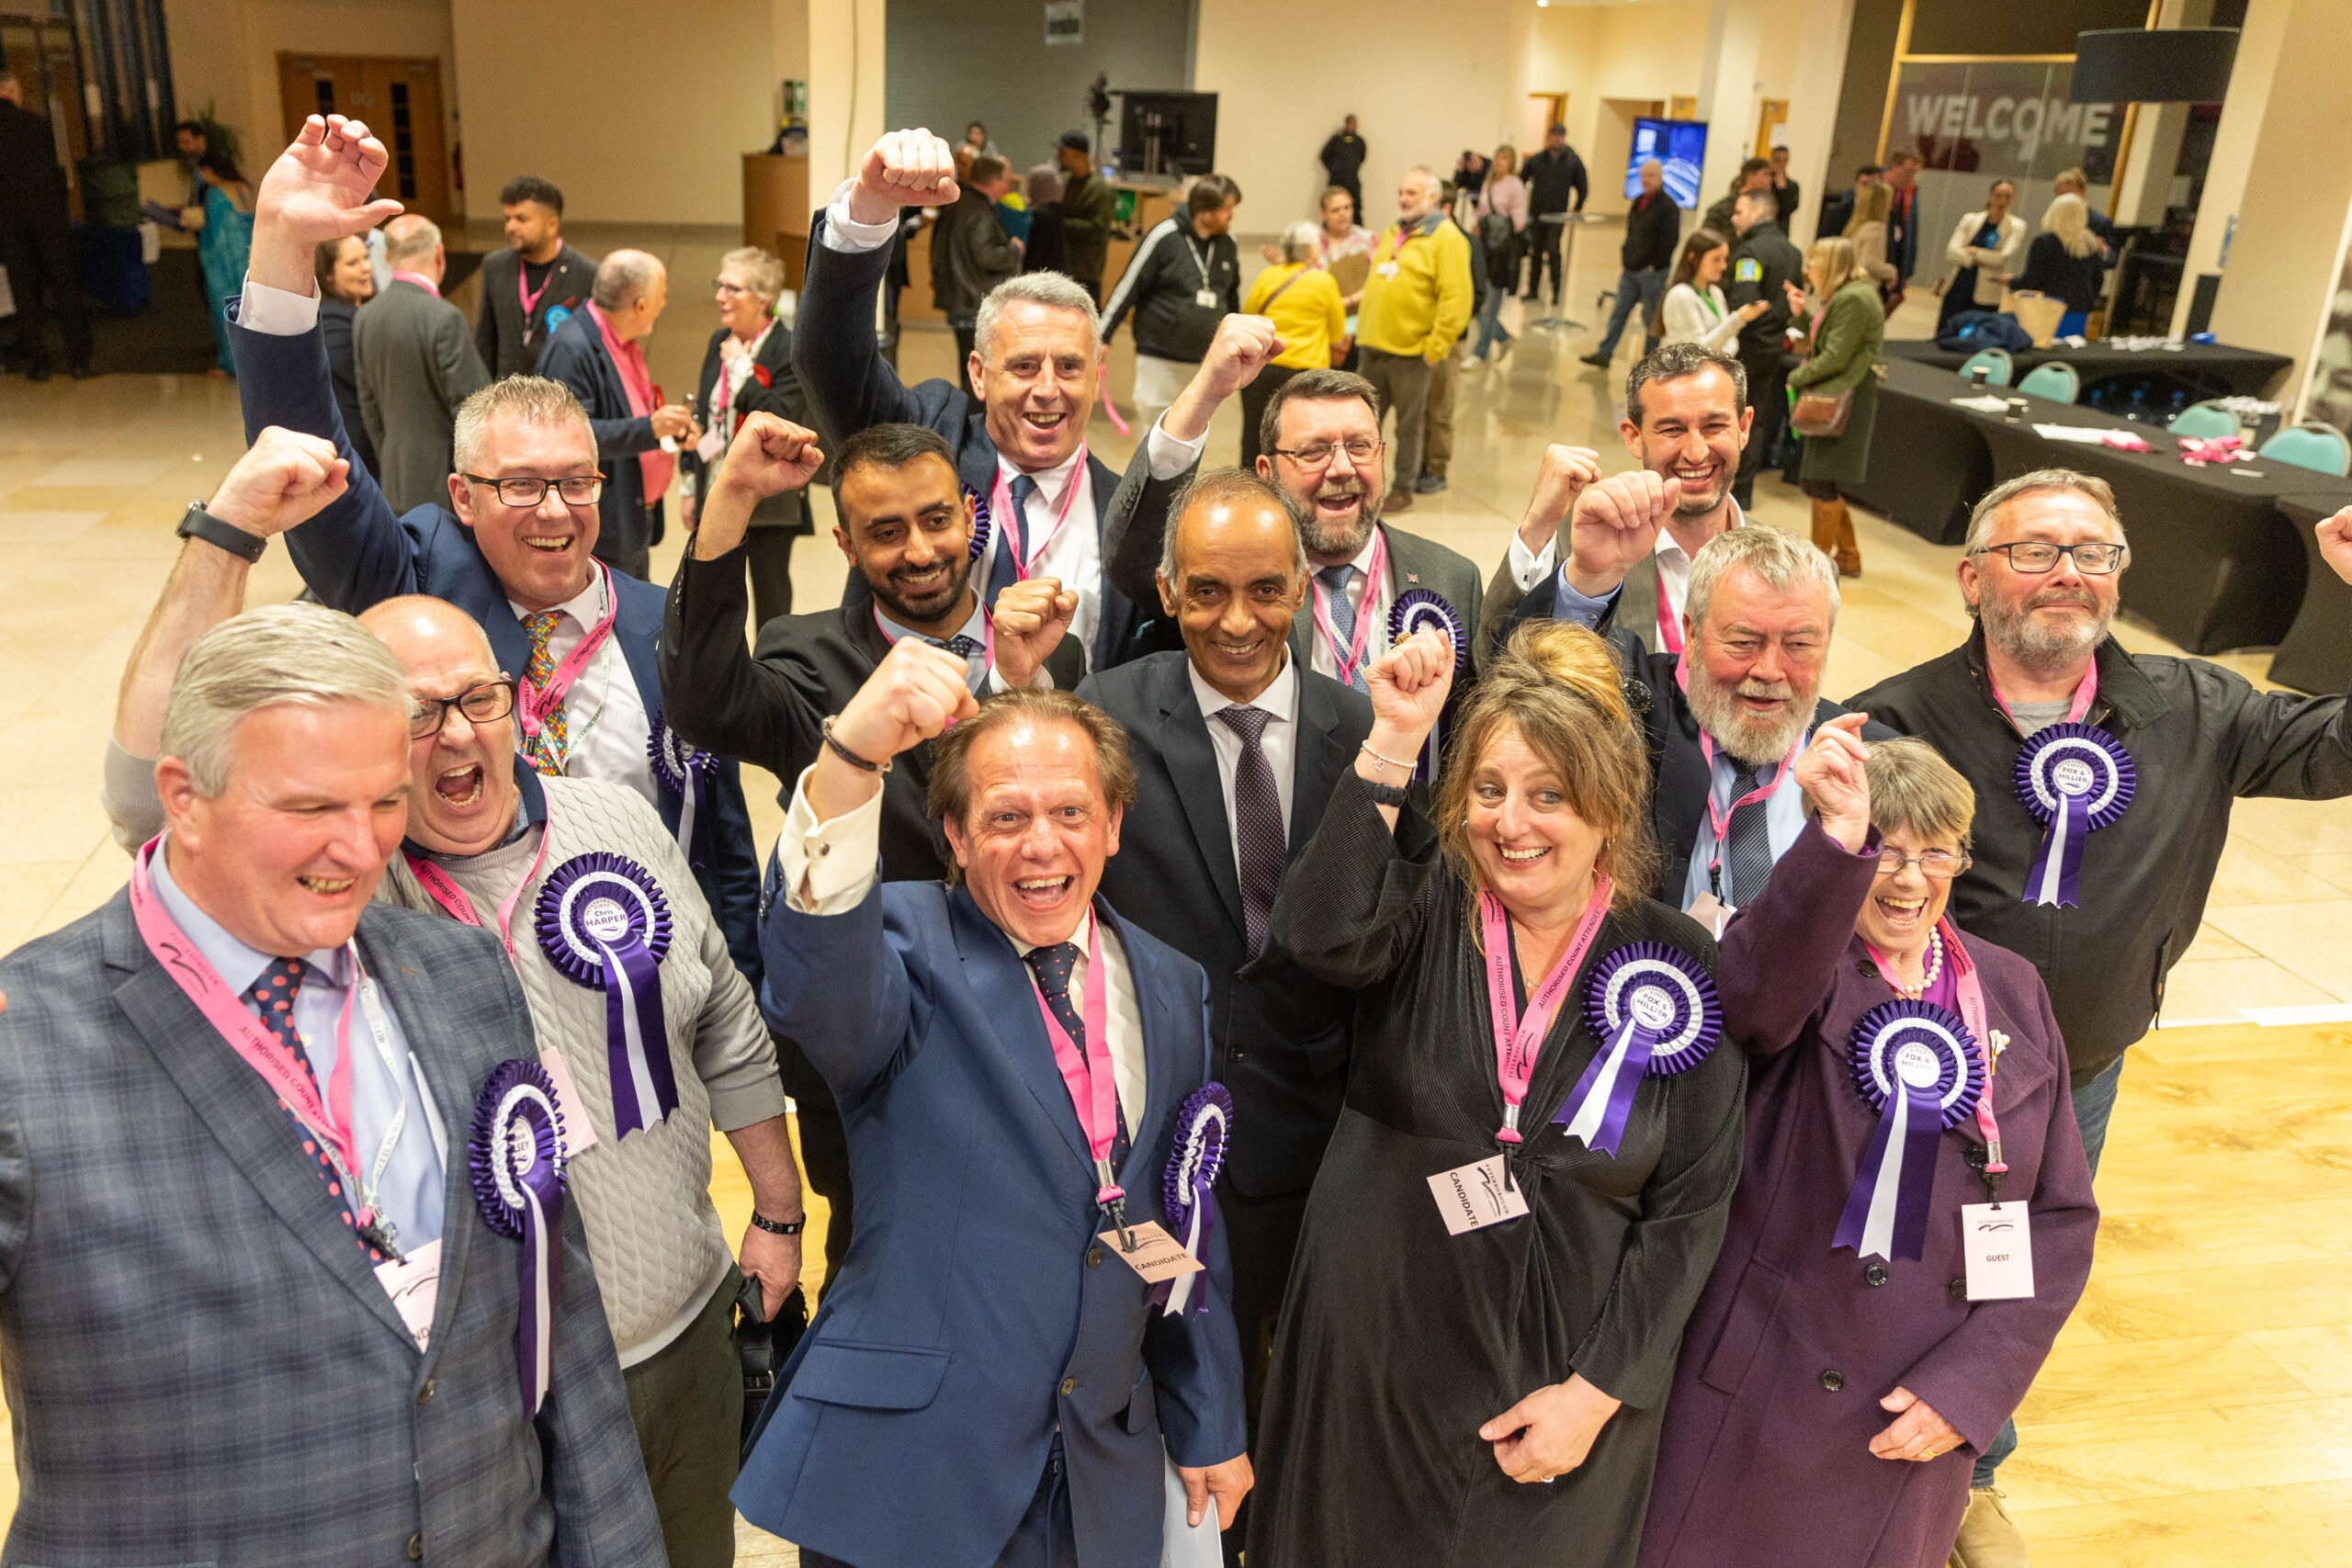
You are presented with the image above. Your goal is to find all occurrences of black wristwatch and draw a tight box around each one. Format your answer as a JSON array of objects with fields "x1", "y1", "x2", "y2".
[
  {"x1": 177, "y1": 501, "x2": 268, "y2": 563},
  {"x1": 1363, "y1": 779, "x2": 1409, "y2": 808},
  {"x1": 750, "y1": 1212, "x2": 806, "y2": 1236}
]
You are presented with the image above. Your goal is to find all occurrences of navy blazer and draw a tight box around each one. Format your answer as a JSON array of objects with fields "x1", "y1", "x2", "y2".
[
  {"x1": 536, "y1": 308, "x2": 668, "y2": 566},
  {"x1": 227, "y1": 317, "x2": 763, "y2": 981},
  {"x1": 738, "y1": 880, "x2": 1247, "y2": 1568},
  {"x1": 795, "y1": 220, "x2": 1152, "y2": 671}
]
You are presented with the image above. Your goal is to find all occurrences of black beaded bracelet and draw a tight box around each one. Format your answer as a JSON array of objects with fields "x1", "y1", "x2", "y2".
[
  {"x1": 750, "y1": 1212, "x2": 806, "y2": 1235},
  {"x1": 820, "y1": 715, "x2": 892, "y2": 775}
]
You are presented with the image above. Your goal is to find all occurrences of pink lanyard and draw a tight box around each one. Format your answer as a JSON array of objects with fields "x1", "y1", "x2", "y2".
[
  {"x1": 518, "y1": 261, "x2": 551, "y2": 319},
  {"x1": 990, "y1": 447, "x2": 1090, "y2": 582},
  {"x1": 517, "y1": 563, "x2": 617, "y2": 743},
  {"x1": 1026, "y1": 911, "x2": 1125, "y2": 1207},
  {"x1": 403, "y1": 818, "x2": 555, "y2": 965},
  {"x1": 1652, "y1": 505, "x2": 1742, "y2": 656},
  {"x1": 1677, "y1": 651, "x2": 1805, "y2": 886},
  {"x1": 1309, "y1": 528, "x2": 1387, "y2": 686},
  {"x1": 129, "y1": 840, "x2": 382, "y2": 1226},
  {"x1": 1478, "y1": 874, "x2": 1613, "y2": 1143},
  {"x1": 1864, "y1": 919, "x2": 2007, "y2": 1173},
  {"x1": 1988, "y1": 660, "x2": 2098, "y2": 735},
  {"x1": 390, "y1": 269, "x2": 439, "y2": 297}
]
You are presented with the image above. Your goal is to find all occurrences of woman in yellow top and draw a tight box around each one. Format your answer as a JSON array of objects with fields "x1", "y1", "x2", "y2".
[{"x1": 1239, "y1": 220, "x2": 1349, "y2": 466}]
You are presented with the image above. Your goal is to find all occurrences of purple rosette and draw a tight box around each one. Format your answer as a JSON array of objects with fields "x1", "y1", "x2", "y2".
[
  {"x1": 1554, "y1": 942, "x2": 1721, "y2": 1156},
  {"x1": 469, "y1": 1058, "x2": 569, "y2": 1415},
  {"x1": 535, "y1": 852, "x2": 679, "y2": 1138},
  {"x1": 647, "y1": 712, "x2": 719, "y2": 870},
  {"x1": 965, "y1": 484, "x2": 994, "y2": 563},
  {"x1": 1834, "y1": 998, "x2": 1984, "y2": 1263},
  {"x1": 2012, "y1": 722, "x2": 2133, "y2": 908},
  {"x1": 1158, "y1": 1083, "x2": 1233, "y2": 1316},
  {"x1": 1385, "y1": 588, "x2": 1470, "y2": 783}
]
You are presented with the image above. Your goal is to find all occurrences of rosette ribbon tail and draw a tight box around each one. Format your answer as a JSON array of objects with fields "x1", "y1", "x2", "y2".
[
  {"x1": 1161, "y1": 1172, "x2": 1216, "y2": 1317},
  {"x1": 675, "y1": 766, "x2": 707, "y2": 870},
  {"x1": 469, "y1": 1061, "x2": 569, "y2": 1417},
  {"x1": 1834, "y1": 1081, "x2": 1942, "y2": 1262},
  {"x1": 515, "y1": 1138, "x2": 564, "y2": 1414},
  {"x1": 597, "y1": 935, "x2": 677, "y2": 1137},
  {"x1": 1554, "y1": 1014, "x2": 1659, "y2": 1157},
  {"x1": 2025, "y1": 789, "x2": 2082, "y2": 908}
]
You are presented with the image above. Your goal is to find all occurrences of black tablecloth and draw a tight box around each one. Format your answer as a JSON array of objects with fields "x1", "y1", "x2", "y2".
[
  {"x1": 2268, "y1": 495, "x2": 2352, "y2": 694},
  {"x1": 1850, "y1": 357, "x2": 2352, "y2": 654},
  {"x1": 1883, "y1": 337, "x2": 2293, "y2": 400}
]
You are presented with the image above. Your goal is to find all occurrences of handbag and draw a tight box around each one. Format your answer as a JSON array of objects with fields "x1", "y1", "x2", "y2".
[
  {"x1": 1790, "y1": 386, "x2": 1854, "y2": 438},
  {"x1": 736, "y1": 1275, "x2": 809, "y2": 1457}
]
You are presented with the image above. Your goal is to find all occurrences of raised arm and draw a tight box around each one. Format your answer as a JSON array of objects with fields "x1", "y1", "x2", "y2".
[{"x1": 2222, "y1": 507, "x2": 2352, "y2": 800}]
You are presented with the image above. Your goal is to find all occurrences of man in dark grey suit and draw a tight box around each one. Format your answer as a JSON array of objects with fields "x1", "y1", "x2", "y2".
[
  {"x1": 1076, "y1": 470, "x2": 1371, "y2": 1555},
  {"x1": 0, "y1": 599, "x2": 662, "y2": 1567},
  {"x1": 475, "y1": 175, "x2": 596, "y2": 380},
  {"x1": 356, "y1": 213, "x2": 490, "y2": 511}
]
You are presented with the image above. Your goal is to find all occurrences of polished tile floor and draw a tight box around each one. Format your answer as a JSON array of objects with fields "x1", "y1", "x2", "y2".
[{"x1": 3, "y1": 218, "x2": 2350, "y2": 1565}]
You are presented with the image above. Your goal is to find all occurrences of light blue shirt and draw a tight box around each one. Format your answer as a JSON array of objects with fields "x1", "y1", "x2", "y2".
[
  {"x1": 1553, "y1": 573, "x2": 1617, "y2": 626},
  {"x1": 877, "y1": 598, "x2": 992, "y2": 694},
  {"x1": 148, "y1": 846, "x2": 447, "y2": 1254},
  {"x1": 1679, "y1": 731, "x2": 1815, "y2": 911}
]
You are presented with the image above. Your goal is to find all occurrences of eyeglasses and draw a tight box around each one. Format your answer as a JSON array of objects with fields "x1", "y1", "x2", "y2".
[
  {"x1": 1269, "y1": 436, "x2": 1382, "y2": 468},
  {"x1": 713, "y1": 278, "x2": 750, "y2": 297},
  {"x1": 1969, "y1": 541, "x2": 2126, "y2": 575},
  {"x1": 1873, "y1": 848, "x2": 1972, "y2": 879},
  {"x1": 410, "y1": 680, "x2": 516, "y2": 739},
  {"x1": 462, "y1": 473, "x2": 605, "y2": 507}
]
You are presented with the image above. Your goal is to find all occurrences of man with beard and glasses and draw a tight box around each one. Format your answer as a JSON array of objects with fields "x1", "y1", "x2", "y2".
[
  {"x1": 1105, "y1": 366, "x2": 1485, "y2": 705},
  {"x1": 661, "y1": 415, "x2": 1090, "y2": 1289},
  {"x1": 1850, "y1": 472, "x2": 2352, "y2": 1566},
  {"x1": 1607, "y1": 515, "x2": 1890, "y2": 931},
  {"x1": 1481, "y1": 343, "x2": 1746, "y2": 661}
]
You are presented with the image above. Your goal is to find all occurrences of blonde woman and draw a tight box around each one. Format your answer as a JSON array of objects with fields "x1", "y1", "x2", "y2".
[
  {"x1": 2013, "y1": 193, "x2": 2105, "y2": 337},
  {"x1": 1840, "y1": 182, "x2": 1900, "y2": 303},
  {"x1": 1239, "y1": 221, "x2": 1349, "y2": 464},
  {"x1": 1473, "y1": 145, "x2": 1529, "y2": 359},
  {"x1": 1784, "y1": 237, "x2": 1884, "y2": 577},
  {"x1": 1250, "y1": 621, "x2": 1747, "y2": 1568}
]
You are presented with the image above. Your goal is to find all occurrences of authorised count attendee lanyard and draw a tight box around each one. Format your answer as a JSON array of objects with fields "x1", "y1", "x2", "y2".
[
  {"x1": 1987, "y1": 660, "x2": 2098, "y2": 735},
  {"x1": 1309, "y1": 527, "x2": 1387, "y2": 688},
  {"x1": 1478, "y1": 874, "x2": 1612, "y2": 1145},
  {"x1": 404, "y1": 822, "x2": 555, "y2": 966},
  {"x1": 130, "y1": 838, "x2": 413, "y2": 1258},
  {"x1": 1026, "y1": 911, "x2": 1135, "y2": 1247},
  {"x1": 989, "y1": 447, "x2": 1091, "y2": 584},
  {"x1": 1676, "y1": 651, "x2": 1805, "y2": 902}
]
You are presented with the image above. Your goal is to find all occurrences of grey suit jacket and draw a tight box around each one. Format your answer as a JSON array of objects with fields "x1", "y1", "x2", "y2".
[
  {"x1": 1478, "y1": 538, "x2": 1661, "y2": 663},
  {"x1": 356, "y1": 278, "x2": 492, "y2": 513},
  {"x1": 1284, "y1": 521, "x2": 1487, "y2": 678},
  {"x1": 0, "y1": 893, "x2": 665, "y2": 1568}
]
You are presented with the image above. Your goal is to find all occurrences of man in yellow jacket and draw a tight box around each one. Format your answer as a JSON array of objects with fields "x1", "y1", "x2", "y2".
[{"x1": 1354, "y1": 167, "x2": 1472, "y2": 515}]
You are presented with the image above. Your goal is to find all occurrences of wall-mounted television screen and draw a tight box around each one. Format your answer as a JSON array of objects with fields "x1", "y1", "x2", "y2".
[{"x1": 1626, "y1": 118, "x2": 1709, "y2": 209}]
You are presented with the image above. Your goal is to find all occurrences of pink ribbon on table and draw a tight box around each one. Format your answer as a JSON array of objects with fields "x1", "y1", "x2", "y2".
[{"x1": 2177, "y1": 434, "x2": 2253, "y2": 466}]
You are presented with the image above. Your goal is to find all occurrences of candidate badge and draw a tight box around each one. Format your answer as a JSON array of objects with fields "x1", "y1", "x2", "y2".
[
  {"x1": 648, "y1": 712, "x2": 718, "y2": 870},
  {"x1": 1159, "y1": 1083, "x2": 1233, "y2": 1316}
]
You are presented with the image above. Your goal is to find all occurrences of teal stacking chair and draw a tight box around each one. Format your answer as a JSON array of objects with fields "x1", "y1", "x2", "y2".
[
  {"x1": 2016, "y1": 362, "x2": 2080, "y2": 404},
  {"x1": 2260, "y1": 423, "x2": 2352, "y2": 477},
  {"x1": 1956, "y1": 348, "x2": 2014, "y2": 388},
  {"x1": 2167, "y1": 400, "x2": 2241, "y2": 440}
]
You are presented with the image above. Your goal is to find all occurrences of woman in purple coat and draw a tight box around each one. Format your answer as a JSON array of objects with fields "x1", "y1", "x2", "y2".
[{"x1": 1638, "y1": 724, "x2": 2098, "y2": 1568}]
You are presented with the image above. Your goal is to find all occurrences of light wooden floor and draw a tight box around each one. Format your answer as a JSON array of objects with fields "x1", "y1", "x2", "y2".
[{"x1": 5, "y1": 218, "x2": 2350, "y2": 1566}]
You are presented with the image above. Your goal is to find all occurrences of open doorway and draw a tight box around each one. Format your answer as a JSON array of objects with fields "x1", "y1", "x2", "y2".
[
  {"x1": 1524, "y1": 93, "x2": 1567, "y2": 155},
  {"x1": 1591, "y1": 97, "x2": 1665, "y2": 216}
]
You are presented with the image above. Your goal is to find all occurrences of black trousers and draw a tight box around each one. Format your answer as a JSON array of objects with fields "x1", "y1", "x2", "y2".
[
  {"x1": 1734, "y1": 344, "x2": 1791, "y2": 509},
  {"x1": 1525, "y1": 217, "x2": 1566, "y2": 301},
  {"x1": 0, "y1": 215, "x2": 93, "y2": 372},
  {"x1": 794, "y1": 1094, "x2": 854, "y2": 1296},
  {"x1": 952, "y1": 320, "x2": 978, "y2": 400},
  {"x1": 744, "y1": 526, "x2": 798, "y2": 629},
  {"x1": 1218, "y1": 1183, "x2": 1311, "y2": 1568}
]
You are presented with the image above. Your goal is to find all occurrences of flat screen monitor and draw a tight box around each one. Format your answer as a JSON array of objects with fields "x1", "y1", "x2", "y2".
[
  {"x1": 1117, "y1": 91, "x2": 1218, "y2": 179},
  {"x1": 1626, "y1": 118, "x2": 1709, "y2": 209}
]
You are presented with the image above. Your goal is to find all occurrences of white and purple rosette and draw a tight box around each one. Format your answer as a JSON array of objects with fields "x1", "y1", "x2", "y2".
[
  {"x1": 647, "y1": 712, "x2": 719, "y2": 871},
  {"x1": 1159, "y1": 1083, "x2": 1233, "y2": 1317},
  {"x1": 1835, "y1": 999, "x2": 1984, "y2": 1263},
  {"x1": 1386, "y1": 588, "x2": 1470, "y2": 783},
  {"x1": 535, "y1": 852, "x2": 679, "y2": 1138},
  {"x1": 2012, "y1": 722, "x2": 2133, "y2": 908},
  {"x1": 469, "y1": 1058, "x2": 569, "y2": 1416},
  {"x1": 965, "y1": 484, "x2": 993, "y2": 564},
  {"x1": 1554, "y1": 942, "x2": 1721, "y2": 1156}
]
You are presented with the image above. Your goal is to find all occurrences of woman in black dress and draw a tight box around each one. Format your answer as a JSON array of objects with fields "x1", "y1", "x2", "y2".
[
  {"x1": 1250, "y1": 620, "x2": 1748, "y2": 1567},
  {"x1": 684, "y1": 245, "x2": 809, "y2": 627}
]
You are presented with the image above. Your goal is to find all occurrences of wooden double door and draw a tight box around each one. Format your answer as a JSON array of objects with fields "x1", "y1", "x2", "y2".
[{"x1": 277, "y1": 53, "x2": 451, "y2": 224}]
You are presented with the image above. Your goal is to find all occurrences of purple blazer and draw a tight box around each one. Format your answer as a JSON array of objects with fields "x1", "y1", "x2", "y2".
[{"x1": 1639, "y1": 822, "x2": 2098, "y2": 1568}]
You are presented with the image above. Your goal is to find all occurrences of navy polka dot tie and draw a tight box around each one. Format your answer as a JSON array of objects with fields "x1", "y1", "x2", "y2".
[
  {"x1": 1024, "y1": 942, "x2": 1130, "y2": 1168},
  {"x1": 243, "y1": 959, "x2": 382, "y2": 1262},
  {"x1": 1216, "y1": 705, "x2": 1286, "y2": 955}
]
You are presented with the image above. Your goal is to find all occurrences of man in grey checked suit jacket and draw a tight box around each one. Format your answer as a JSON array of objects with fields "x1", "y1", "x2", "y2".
[{"x1": 0, "y1": 594, "x2": 662, "y2": 1566}]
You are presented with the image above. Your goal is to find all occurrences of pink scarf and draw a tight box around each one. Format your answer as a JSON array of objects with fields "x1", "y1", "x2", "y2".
[{"x1": 588, "y1": 302, "x2": 675, "y2": 506}]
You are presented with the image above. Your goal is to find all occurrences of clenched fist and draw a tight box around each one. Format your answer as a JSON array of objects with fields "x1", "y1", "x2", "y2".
[
  {"x1": 807, "y1": 637, "x2": 979, "y2": 822},
  {"x1": 846, "y1": 129, "x2": 962, "y2": 227},
  {"x1": 1515, "y1": 444, "x2": 1603, "y2": 553},
  {"x1": 1561, "y1": 470, "x2": 1682, "y2": 599},
  {"x1": 991, "y1": 576, "x2": 1078, "y2": 691},
  {"x1": 206, "y1": 426, "x2": 351, "y2": 541}
]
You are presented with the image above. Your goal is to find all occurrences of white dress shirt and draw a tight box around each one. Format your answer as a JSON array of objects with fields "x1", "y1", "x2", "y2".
[
  {"x1": 775, "y1": 765, "x2": 1146, "y2": 1128},
  {"x1": 1188, "y1": 652, "x2": 1300, "y2": 884},
  {"x1": 1306, "y1": 528, "x2": 1396, "y2": 683},
  {"x1": 508, "y1": 571, "x2": 658, "y2": 808}
]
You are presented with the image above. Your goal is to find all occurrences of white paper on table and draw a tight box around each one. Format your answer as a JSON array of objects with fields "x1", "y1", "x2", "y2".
[
  {"x1": 1951, "y1": 395, "x2": 2011, "y2": 413},
  {"x1": 2030, "y1": 423, "x2": 2115, "y2": 444},
  {"x1": 1161, "y1": 1450, "x2": 1223, "y2": 1568}
]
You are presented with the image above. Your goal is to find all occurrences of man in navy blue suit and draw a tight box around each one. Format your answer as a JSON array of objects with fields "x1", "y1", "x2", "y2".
[
  {"x1": 738, "y1": 633, "x2": 1251, "y2": 1567},
  {"x1": 219, "y1": 115, "x2": 765, "y2": 979}
]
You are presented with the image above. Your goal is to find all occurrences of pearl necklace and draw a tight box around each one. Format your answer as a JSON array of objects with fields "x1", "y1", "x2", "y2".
[{"x1": 1892, "y1": 930, "x2": 1943, "y2": 999}]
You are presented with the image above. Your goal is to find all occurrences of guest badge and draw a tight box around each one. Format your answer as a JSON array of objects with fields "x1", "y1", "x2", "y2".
[
  {"x1": 1962, "y1": 1202, "x2": 2036, "y2": 1300},
  {"x1": 1194, "y1": 288, "x2": 1220, "y2": 309},
  {"x1": 1429, "y1": 1155, "x2": 1529, "y2": 1235},
  {"x1": 1097, "y1": 1220, "x2": 1205, "y2": 1285},
  {"x1": 375, "y1": 1238, "x2": 443, "y2": 1350}
]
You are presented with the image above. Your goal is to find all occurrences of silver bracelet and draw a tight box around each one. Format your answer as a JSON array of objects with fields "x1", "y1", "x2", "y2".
[{"x1": 1359, "y1": 741, "x2": 1415, "y2": 776}]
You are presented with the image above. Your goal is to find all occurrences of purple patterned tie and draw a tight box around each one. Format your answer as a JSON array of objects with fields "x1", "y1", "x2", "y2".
[
  {"x1": 243, "y1": 959, "x2": 383, "y2": 1262},
  {"x1": 1216, "y1": 705, "x2": 1285, "y2": 955}
]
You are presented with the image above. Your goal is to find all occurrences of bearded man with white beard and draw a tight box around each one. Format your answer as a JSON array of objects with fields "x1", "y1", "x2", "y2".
[{"x1": 1851, "y1": 470, "x2": 2352, "y2": 1566}]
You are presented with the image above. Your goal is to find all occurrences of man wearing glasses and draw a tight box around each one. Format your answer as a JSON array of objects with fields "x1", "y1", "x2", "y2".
[
  {"x1": 1105, "y1": 365, "x2": 1486, "y2": 701},
  {"x1": 217, "y1": 115, "x2": 768, "y2": 992},
  {"x1": 1851, "y1": 469, "x2": 2352, "y2": 1565}
]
